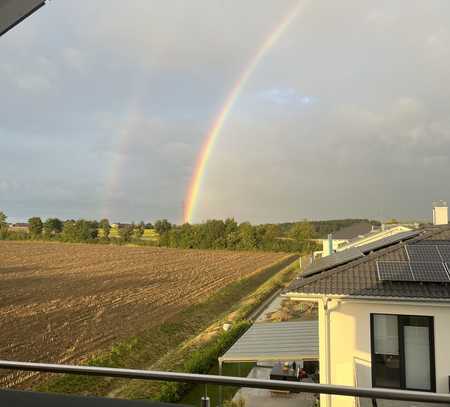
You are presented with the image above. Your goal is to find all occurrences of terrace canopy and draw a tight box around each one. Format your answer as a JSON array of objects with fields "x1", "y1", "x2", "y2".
[{"x1": 219, "y1": 320, "x2": 319, "y2": 367}]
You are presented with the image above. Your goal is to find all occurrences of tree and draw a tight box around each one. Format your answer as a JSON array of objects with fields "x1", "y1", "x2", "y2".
[
  {"x1": 133, "y1": 221, "x2": 145, "y2": 239},
  {"x1": 237, "y1": 222, "x2": 257, "y2": 250},
  {"x1": 62, "y1": 219, "x2": 98, "y2": 242},
  {"x1": 99, "y1": 218, "x2": 111, "y2": 239},
  {"x1": 289, "y1": 221, "x2": 314, "y2": 241},
  {"x1": 28, "y1": 217, "x2": 43, "y2": 237},
  {"x1": 288, "y1": 220, "x2": 316, "y2": 252},
  {"x1": 202, "y1": 219, "x2": 226, "y2": 249},
  {"x1": 44, "y1": 218, "x2": 63, "y2": 236},
  {"x1": 119, "y1": 224, "x2": 134, "y2": 242},
  {"x1": 0, "y1": 211, "x2": 7, "y2": 228},
  {"x1": 0, "y1": 211, "x2": 8, "y2": 239},
  {"x1": 154, "y1": 219, "x2": 172, "y2": 235},
  {"x1": 145, "y1": 222, "x2": 154, "y2": 229}
]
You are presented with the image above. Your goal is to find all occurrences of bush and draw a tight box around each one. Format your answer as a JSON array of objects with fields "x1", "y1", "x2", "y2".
[{"x1": 157, "y1": 321, "x2": 251, "y2": 403}]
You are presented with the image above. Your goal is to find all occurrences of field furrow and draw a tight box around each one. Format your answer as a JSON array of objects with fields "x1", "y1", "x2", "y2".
[{"x1": 0, "y1": 241, "x2": 291, "y2": 388}]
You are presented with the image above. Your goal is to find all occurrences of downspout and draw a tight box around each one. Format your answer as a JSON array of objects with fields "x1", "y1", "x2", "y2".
[
  {"x1": 328, "y1": 234, "x2": 333, "y2": 256},
  {"x1": 322, "y1": 296, "x2": 332, "y2": 407},
  {"x1": 322, "y1": 296, "x2": 341, "y2": 407}
]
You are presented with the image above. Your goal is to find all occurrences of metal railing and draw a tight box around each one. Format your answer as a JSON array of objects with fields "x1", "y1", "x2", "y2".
[{"x1": 1, "y1": 360, "x2": 450, "y2": 405}]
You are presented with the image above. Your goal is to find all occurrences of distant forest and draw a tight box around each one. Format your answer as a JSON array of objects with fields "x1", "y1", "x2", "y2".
[{"x1": 0, "y1": 210, "x2": 378, "y2": 253}]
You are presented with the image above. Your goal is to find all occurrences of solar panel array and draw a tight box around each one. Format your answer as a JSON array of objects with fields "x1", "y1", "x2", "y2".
[
  {"x1": 406, "y1": 245, "x2": 441, "y2": 262},
  {"x1": 377, "y1": 261, "x2": 414, "y2": 281},
  {"x1": 405, "y1": 244, "x2": 450, "y2": 262},
  {"x1": 302, "y1": 247, "x2": 364, "y2": 277},
  {"x1": 302, "y1": 231, "x2": 421, "y2": 278},
  {"x1": 377, "y1": 260, "x2": 450, "y2": 282},
  {"x1": 410, "y1": 262, "x2": 449, "y2": 282},
  {"x1": 437, "y1": 245, "x2": 450, "y2": 261},
  {"x1": 358, "y1": 230, "x2": 420, "y2": 254}
]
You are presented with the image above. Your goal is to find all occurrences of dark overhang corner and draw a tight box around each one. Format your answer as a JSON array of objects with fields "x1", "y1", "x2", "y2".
[{"x1": 0, "y1": 0, "x2": 46, "y2": 37}]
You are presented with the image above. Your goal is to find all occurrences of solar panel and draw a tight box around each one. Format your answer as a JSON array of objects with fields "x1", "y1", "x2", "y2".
[
  {"x1": 359, "y1": 230, "x2": 420, "y2": 254},
  {"x1": 302, "y1": 247, "x2": 364, "y2": 277},
  {"x1": 405, "y1": 245, "x2": 442, "y2": 262},
  {"x1": 415, "y1": 240, "x2": 450, "y2": 245},
  {"x1": 410, "y1": 262, "x2": 450, "y2": 282},
  {"x1": 377, "y1": 261, "x2": 414, "y2": 281},
  {"x1": 437, "y1": 245, "x2": 450, "y2": 262}
]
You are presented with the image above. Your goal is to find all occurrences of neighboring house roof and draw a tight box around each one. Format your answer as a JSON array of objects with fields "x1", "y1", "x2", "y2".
[
  {"x1": 303, "y1": 230, "x2": 420, "y2": 278},
  {"x1": 330, "y1": 222, "x2": 374, "y2": 240},
  {"x1": 112, "y1": 223, "x2": 132, "y2": 228},
  {"x1": 287, "y1": 226, "x2": 450, "y2": 299},
  {"x1": 336, "y1": 224, "x2": 412, "y2": 252},
  {"x1": 11, "y1": 223, "x2": 29, "y2": 227}
]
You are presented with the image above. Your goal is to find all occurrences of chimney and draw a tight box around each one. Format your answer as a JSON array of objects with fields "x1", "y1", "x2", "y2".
[{"x1": 433, "y1": 201, "x2": 448, "y2": 225}]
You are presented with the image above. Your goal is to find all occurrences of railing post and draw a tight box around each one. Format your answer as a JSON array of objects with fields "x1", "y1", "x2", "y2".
[
  {"x1": 218, "y1": 361, "x2": 223, "y2": 407},
  {"x1": 201, "y1": 396, "x2": 210, "y2": 407}
]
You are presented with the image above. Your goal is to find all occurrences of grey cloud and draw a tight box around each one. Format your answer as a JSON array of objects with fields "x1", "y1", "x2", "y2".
[{"x1": 2, "y1": 0, "x2": 450, "y2": 224}]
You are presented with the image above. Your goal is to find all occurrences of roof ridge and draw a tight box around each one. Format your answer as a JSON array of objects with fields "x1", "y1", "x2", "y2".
[
  {"x1": 288, "y1": 225, "x2": 450, "y2": 293},
  {"x1": 288, "y1": 229, "x2": 431, "y2": 292}
]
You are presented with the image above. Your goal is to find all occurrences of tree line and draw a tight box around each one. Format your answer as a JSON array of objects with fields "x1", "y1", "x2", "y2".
[
  {"x1": 0, "y1": 211, "x2": 321, "y2": 253},
  {"x1": 158, "y1": 218, "x2": 318, "y2": 252}
]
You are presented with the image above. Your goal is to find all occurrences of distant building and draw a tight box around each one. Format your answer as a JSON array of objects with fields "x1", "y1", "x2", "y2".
[
  {"x1": 8, "y1": 223, "x2": 30, "y2": 233},
  {"x1": 319, "y1": 222, "x2": 375, "y2": 257},
  {"x1": 335, "y1": 223, "x2": 413, "y2": 253},
  {"x1": 111, "y1": 223, "x2": 132, "y2": 229},
  {"x1": 432, "y1": 200, "x2": 448, "y2": 225}
]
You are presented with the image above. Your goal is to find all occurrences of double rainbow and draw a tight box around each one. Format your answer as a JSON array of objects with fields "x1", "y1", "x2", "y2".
[{"x1": 183, "y1": 1, "x2": 306, "y2": 223}]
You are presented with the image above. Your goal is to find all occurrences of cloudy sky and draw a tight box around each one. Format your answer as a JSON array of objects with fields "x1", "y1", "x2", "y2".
[{"x1": 1, "y1": 0, "x2": 450, "y2": 224}]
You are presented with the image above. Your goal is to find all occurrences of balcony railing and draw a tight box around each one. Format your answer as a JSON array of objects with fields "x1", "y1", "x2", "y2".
[{"x1": 1, "y1": 360, "x2": 450, "y2": 405}]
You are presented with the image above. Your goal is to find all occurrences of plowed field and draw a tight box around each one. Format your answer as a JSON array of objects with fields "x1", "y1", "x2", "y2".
[{"x1": 0, "y1": 241, "x2": 291, "y2": 387}]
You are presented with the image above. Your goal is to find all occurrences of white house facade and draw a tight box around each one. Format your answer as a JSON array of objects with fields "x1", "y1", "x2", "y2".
[{"x1": 286, "y1": 225, "x2": 450, "y2": 407}]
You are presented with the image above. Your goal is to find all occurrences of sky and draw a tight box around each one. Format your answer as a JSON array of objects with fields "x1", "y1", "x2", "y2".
[{"x1": 1, "y1": 0, "x2": 450, "y2": 224}]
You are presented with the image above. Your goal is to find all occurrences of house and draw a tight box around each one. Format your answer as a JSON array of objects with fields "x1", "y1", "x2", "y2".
[
  {"x1": 335, "y1": 224, "x2": 413, "y2": 253},
  {"x1": 319, "y1": 222, "x2": 376, "y2": 257},
  {"x1": 317, "y1": 223, "x2": 416, "y2": 258},
  {"x1": 8, "y1": 223, "x2": 30, "y2": 233},
  {"x1": 111, "y1": 223, "x2": 132, "y2": 229},
  {"x1": 285, "y1": 225, "x2": 450, "y2": 407}
]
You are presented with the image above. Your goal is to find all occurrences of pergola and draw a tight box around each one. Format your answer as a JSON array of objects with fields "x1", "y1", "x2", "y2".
[
  {"x1": 219, "y1": 320, "x2": 319, "y2": 367},
  {"x1": 218, "y1": 320, "x2": 319, "y2": 404}
]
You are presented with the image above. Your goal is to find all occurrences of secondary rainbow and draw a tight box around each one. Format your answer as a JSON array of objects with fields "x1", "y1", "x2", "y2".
[{"x1": 183, "y1": 1, "x2": 306, "y2": 224}]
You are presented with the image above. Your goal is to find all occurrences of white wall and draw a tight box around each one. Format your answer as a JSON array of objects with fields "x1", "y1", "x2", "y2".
[
  {"x1": 322, "y1": 239, "x2": 348, "y2": 256},
  {"x1": 318, "y1": 299, "x2": 450, "y2": 407}
]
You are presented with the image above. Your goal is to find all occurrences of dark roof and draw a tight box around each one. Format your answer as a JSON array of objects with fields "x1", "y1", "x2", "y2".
[
  {"x1": 0, "y1": 389, "x2": 184, "y2": 407},
  {"x1": 0, "y1": 0, "x2": 45, "y2": 37},
  {"x1": 331, "y1": 222, "x2": 374, "y2": 240},
  {"x1": 303, "y1": 230, "x2": 420, "y2": 278},
  {"x1": 303, "y1": 247, "x2": 365, "y2": 278},
  {"x1": 287, "y1": 226, "x2": 450, "y2": 299}
]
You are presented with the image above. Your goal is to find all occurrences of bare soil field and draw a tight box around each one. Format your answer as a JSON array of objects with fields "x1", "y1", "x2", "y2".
[{"x1": 0, "y1": 241, "x2": 291, "y2": 387}]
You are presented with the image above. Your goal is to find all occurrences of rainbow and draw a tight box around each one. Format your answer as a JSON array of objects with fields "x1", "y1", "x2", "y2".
[{"x1": 183, "y1": 1, "x2": 306, "y2": 224}]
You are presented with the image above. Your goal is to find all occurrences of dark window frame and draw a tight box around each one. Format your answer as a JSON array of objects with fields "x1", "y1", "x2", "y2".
[{"x1": 370, "y1": 313, "x2": 436, "y2": 392}]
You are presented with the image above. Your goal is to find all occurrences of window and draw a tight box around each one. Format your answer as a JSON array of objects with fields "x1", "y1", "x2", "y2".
[{"x1": 370, "y1": 314, "x2": 435, "y2": 392}]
